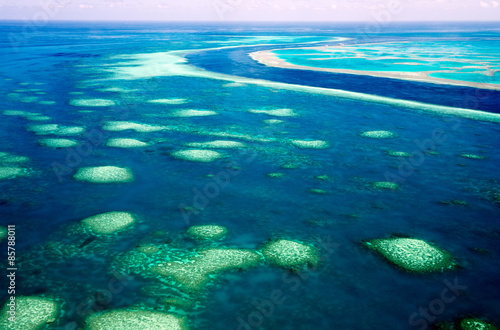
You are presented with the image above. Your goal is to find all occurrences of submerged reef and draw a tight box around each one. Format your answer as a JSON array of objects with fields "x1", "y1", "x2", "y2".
[
  {"x1": 460, "y1": 154, "x2": 486, "y2": 160},
  {"x1": 150, "y1": 248, "x2": 262, "y2": 291},
  {"x1": 84, "y1": 309, "x2": 187, "y2": 330},
  {"x1": 171, "y1": 149, "x2": 224, "y2": 163},
  {"x1": 186, "y1": 225, "x2": 228, "y2": 241},
  {"x1": 0, "y1": 152, "x2": 29, "y2": 164},
  {"x1": 69, "y1": 99, "x2": 115, "y2": 107},
  {"x1": 38, "y1": 138, "x2": 79, "y2": 148},
  {"x1": 290, "y1": 139, "x2": 330, "y2": 149},
  {"x1": 249, "y1": 108, "x2": 297, "y2": 117},
  {"x1": 184, "y1": 140, "x2": 245, "y2": 149},
  {"x1": 28, "y1": 124, "x2": 85, "y2": 136},
  {"x1": 435, "y1": 317, "x2": 498, "y2": 330},
  {"x1": 73, "y1": 166, "x2": 134, "y2": 183},
  {"x1": 371, "y1": 181, "x2": 400, "y2": 190},
  {"x1": 0, "y1": 167, "x2": 27, "y2": 181},
  {"x1": 106, "y1": 138, "x2": 149, "y2": 148},
  {"x1": 147, "y1": 98, "x2": 188, "y2": 105},
  {"x1": 0, "y1": 296, "x2": 60, "y2": 330},
  {"x1": 261, "y1": 239, "x2": 319, "y2": 270},
  {"x1": 169, "y1": 109, "x2": 217, "y2": 117},
  {"x1": 364, "y1": 237, "x2": 456, "y2": 273},
  {"x1": 387, "y1": 150, "x2": 412, "y2": 157},
  {"x1": 81, "y1": 212, "x2": 136, "y2": 235},
  {"x1": 102, "y1": 121, "x2": 169, "y2": 133},
  {"x1": 0, "y1": 226, "x2": 7, "y2": 241},
  {"x1": 360, "y1": 130, "x2": 397, "y2": 139}
]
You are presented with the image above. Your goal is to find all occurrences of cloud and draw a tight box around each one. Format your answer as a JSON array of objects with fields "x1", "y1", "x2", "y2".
[
  {"x1": 480, "y1": 0, "x2": 490, "y2": 6},
  {"x1": 492, "y1": 0, "x2": 499, "y2": 7}
]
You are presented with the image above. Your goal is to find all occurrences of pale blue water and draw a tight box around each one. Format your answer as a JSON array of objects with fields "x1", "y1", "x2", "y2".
[
  {"x1": 0, "y1": 21, "x2": 499, "y2": 329},
  {"x1": 273, "y1": 39, "x2": 500, "y2": 83}
]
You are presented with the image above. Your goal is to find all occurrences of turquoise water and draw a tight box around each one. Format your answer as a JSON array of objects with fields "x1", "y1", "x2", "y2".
[
  {"x1": 273, "y1": 40, "x2": 500, "y2": 83},
  {"x1": 0, "y1": 22, "x2": 499, "y2": 329}
]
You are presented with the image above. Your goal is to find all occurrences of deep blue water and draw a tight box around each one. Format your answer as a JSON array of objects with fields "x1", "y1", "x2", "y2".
[{"x1": 0, "y1": 21, "x2": 499, "y2": 329}]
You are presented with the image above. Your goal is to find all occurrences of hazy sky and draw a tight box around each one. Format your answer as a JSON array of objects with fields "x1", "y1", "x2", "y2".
[{"x1": 0, "y1": 0, "x2": 499, "y2": 21}]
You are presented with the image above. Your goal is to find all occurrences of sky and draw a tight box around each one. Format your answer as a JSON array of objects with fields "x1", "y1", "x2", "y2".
[{"x1": 0, "y1": 0, "x2": 499, "y2": 22}]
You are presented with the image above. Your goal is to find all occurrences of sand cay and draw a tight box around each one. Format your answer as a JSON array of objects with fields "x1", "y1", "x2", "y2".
[{"x1": 250, "y1": 47, "x2": 500, "y2": 91}]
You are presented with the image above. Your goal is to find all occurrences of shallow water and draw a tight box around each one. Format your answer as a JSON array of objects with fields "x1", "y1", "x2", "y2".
[{"x1": 0, "y1": 21, "x2": 499, "y2": 329}]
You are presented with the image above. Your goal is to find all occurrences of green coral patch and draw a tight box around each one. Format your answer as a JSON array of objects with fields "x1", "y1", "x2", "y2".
[
  {"x1": 38, "y1": 139, "x2": 79, "y2": 148},
  {"x1": 0, "y1": 296, "x2": 60, "y2": 330},
  {"x1": 151, "y1": 248, "x2": 261, "y2": 291},
  {"x1": 171, "y1": 149, "x2": 224, "y2": 163},
  {"x1": 436, "y1": 317, "x2": 498, "y2": 330},
  {"x1": 28, "y1": 124, "x2": 84, "y2": 136},
  {"x1": 84, "y1": 310, "x2": 186, "y2": 330},
  {"x1": 26, "y1": 115, "x2": 51, "y2": 121},
  {"x1": 371, "y1": 181, "x2": 400, "y2": 190},
  {"x1": 106, "y1": 138, "x2": 149, "y2": 148},
  {"x1": 73, "y1": 166, "x2": 134, "y2": 183},
  {"x1": 249, "y1": 108, "x2": 297, "y2": 117},
  {"x1": 290, "y1": 140, "x2": 330, "y2": 149},
  {"x1": 364, "y1": 237, "x2": 456, "y2": 273},
  {"x1": 184, "y1": 140, "x2": 245, "y2": 149},
  {"x1": 0, "y1": 167, "x2": 26, "y2": 180},
  {"x1": 459, "y1": 318, "x2": 498, "y2": 330},
  {"x1": 460, "y1": 154, "x2": 486, "y2": 160},
  {"x1": 387, "y1": 150, "x2": 412, "y2": 157},
  {"x1": 262, "y1": 239, "x2": 319, "y2": 270},
  {"x1": 0, "y1": 226, "x2": 7, "y2": 241},
  {"x1": 169, "y1": 109, "x2": 217, "y2": 117},
  {"x1": 69, "y1": 99, "x2": 115, "y2": 107},
  {"x1": 102, "y1": 121, "x2": 169, "y2": 133},
  {"x1": 186, "y1": 225, "x2": 228, "y2": 240},
  {"x1": 147, "y1": 98, "x2": 188, "y2": 105},
  {"x1": 309, "y1": 188, "x2": 329, "y2": 194},
  {"x1": 267, "y1": 172, "x2": 285, "y2": 178},
  {"x1": 81, "y1": 212, "x2": 136, "y2": 235},
  {"x1": 0, "y1": 153, "x2": 29, "y2": 164},
  {"x1": 360, "y1": 130, "x2": 397, "y2": 139},
  {"x1": 263, "y1": 119, "x2": 284, "y2": 124},
  {"x1": 38, "y1": 101, "x2": 56, "y2": 105}
]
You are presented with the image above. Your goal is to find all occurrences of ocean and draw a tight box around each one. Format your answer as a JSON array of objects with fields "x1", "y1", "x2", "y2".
[{"x1": 0, "y1": 21, "x2": 499, "y2": 329}]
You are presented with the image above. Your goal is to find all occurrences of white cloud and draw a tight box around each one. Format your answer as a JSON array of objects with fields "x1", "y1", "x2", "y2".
[
  {"x1": 480, "y1": 1, "x2": 490, "y2": 7},
  {"x1": 492, "y1": 0, "x2": 499, "y2": 7}
]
